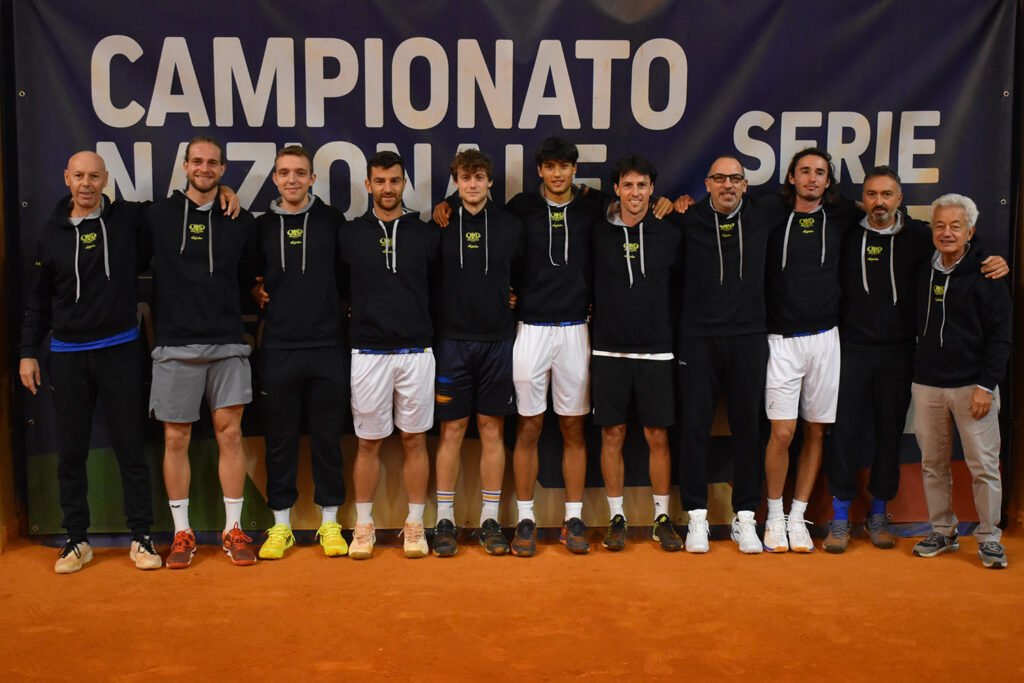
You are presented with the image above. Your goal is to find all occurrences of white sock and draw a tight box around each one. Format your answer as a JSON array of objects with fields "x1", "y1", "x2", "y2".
[
  {"x1": 169, "y1": 498, "x2": 190, "y2": 533},
  {"x1": 767, "y1": 497, "x2": 785, "y2": 521},
  {"x1": 223, "y1": 497, "x2": 244, "y2": 535},
  {"x1": 653, "y1": 494, "x2": 670, "y2": 518},
  {"x1": 407, "y1": 503, "x2": 425, "y2": 524},
  {"x1": 790, "y1": 499, "x2": 808, "y2": 522},
  {"x1": 272, "y1": 508, "x2": 291, "y2": 527},
  {"x1": 320, "y1": 505, "x2": 338, "y2": 525},
  {"x1": 355, "y1": 502, "x2": 374, "y2": 525},
  {"x1": 517, "y1": 499, "x2": 535, "y2": 523},
  {"x1": 607, "y1": 496, "x2": 624, "y2": 519},
  {"x1": 565, "y1": 501, "x2": 583, "y2": 522},
  {"x1": 480, "y1": 489, "x2": 501, "y2": 526},
  {"x1": 436, "y1": 490, "x2": 455, "y2": 523}
]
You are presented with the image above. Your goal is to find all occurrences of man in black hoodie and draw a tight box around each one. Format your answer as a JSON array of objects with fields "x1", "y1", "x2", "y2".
[
  {"x1": 142, "y1": 136, "x2": 259, "y2": 569},
  {"x1": 592, "y1": 155, "x2": 683, "y2": 553},
  {"x1": 19, "y1": 151, "x2": 161, "y2": 573},
  {"x1": 342, "y1": 151, "x2": 439, "y2": 560},
  {"x1": 761, "y1": 148, "x2": 860, "y2": 554},
  {"x1": 251, "y1": 146, "x2": 348, "y2": 561},
  {"x1": 910, "y1": 194, "x2": 1010, "y2": 569},
  {"x1": 433, "y1": 149, "x2": 523, "y2": 557},
  {"x1": 674, "y1": 155, "x2": 788, "y2": 555}
]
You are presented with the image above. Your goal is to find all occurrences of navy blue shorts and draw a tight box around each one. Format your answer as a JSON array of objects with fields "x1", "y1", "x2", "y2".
[{"x1": 435, "y1": 338, "x2": 516, "y2": 421}]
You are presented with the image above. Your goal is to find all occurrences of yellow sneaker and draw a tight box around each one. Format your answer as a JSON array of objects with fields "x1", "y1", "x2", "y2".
[
  {"x1": 403, "y1": 521, "x2": 428, "y2": 558},
  {"x1": 316, "y1": 521, "x2": 349, "y2": 557},
  {"x1": 348, "y1": 522, "x2": 375, "y2": 559},
  {"x1": 259, "y1": 524, "x2": 295, "y2": 560}
]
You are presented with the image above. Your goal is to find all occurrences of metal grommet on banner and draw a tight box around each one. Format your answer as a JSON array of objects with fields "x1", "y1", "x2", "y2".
[
  {"x1": 1003, "y1": 90, "x2": 1010, "y2": 97},
  {"x1": 1000, "y1": 198, "x2": 1007, "y2": 206},
  {"x1": 21, "y1": 201, "x2": 28, "y2": 208},
  {"x1": 18, "y1": 90, "x2": 25, "y2": 97}
]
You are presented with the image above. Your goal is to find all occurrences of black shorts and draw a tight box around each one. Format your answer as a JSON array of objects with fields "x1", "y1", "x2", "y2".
[
  {"x1": 591, "y1": 355, "x2": 674, "y2": 427},
  {"x1": 435, "y1": 338, "x2": 516, "y2": 421}
]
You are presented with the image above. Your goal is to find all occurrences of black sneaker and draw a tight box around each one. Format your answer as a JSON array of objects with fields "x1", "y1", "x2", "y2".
[
  {"x1": 511, "y1": 519, "x2": 537, "y2": 557},
  {"x1": 433, "y1": 519, "x2": 458, "y2": 557},
  {"x1": 912, "y1": 530, "x2": 960, "y2": 558},
  {"x1": 559, "y1": 517, "x2": 591, "y2": 555},
  {"x1": 602, "y1": 514, "x2": 628, "y2": 552},
  {"x1": 479, "y1": 519, "x2": 509, "y2": 555},
  {"x1": 978, "y1": 541, "x2": 1008, "y2": 569},
  {"x1": 652, "y1": 514, "x2": 683, "y2": 552}
]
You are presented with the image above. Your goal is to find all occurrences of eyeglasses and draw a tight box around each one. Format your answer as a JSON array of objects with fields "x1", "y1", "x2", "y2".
[{"x1": 707, "y1": 174, "x2": 745, "y2": 184}]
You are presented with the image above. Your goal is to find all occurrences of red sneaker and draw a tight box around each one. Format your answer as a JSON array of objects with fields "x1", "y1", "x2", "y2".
[
  {"x1": 222, "y1": 524, "x2": 257, "y2": 566},
  {"x1": 166, "y1": 529, "x2": 197, "y2": 569}
]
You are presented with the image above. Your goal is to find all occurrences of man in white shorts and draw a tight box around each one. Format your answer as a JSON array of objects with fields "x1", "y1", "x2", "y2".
[
  {"x1": 142, "y1": 136, "x2": 259, "y2": 568},
  {"x1": 340, "y1": 151, "x2": 439, "y2": 559},
  {"x1": 761, "y1": 148, "x2": 858, "y2": 552}
]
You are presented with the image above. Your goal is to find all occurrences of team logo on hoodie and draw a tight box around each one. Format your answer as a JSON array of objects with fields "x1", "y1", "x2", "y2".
[
  {"x1": 719, "y1": 222, "x2": 735, "y2": 239},
  {"x1": 866, "y1": 245, "x2": 884, "y2": 262},
  {"x1": 189, "y1": 223, "x2": 206, "y2": 241},
  {"x1": 287, "y1": 228, "x2": 303, "y2": 245},
  {"x1": 379, "y1": 236, "x2": 393, "y2": 254},
  {"x1": 465, "y1": 232, "x2": 481, "y2": 249},
  {"x1": 623, "y1": 242, "x2": 639, "y2": 259},
  {"x1": 550, "y1": 210, "x2": 565, "y2": 229},
  {"x1": 799, "y1": 217, "x2": 816, "y2": 234},
  {"x1": 933, "y1": 284, "x2": 945, "y2": 303},
  {"x1": 80, "y1": 232, "x2": 98, "y2": 250}
]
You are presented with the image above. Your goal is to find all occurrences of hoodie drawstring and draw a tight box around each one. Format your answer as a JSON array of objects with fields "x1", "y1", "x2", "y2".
[
  {"x1": 378, "y1": 217, "x2": 399, "y2": 273},
  {"x1": 860, "y1": 232, "x2": 899, "y2": 305},
  {"x1": 73, "y1": 227, "x2": 81, "y2": 302},
  {"x1": 922, "y1": 270, "x2": 951, "y2": 347},
  {"x1": 780, "y1": 207, "x2": 827, "y2": 271},
  {"x1": 713, "y1": 211, "x2": 744, "y2": 284},
  {"x1": 71, "y1": 219, "x2": 111, "y2": 303},
  {"x1": 180, "y1": 200, "x2": 214, "y2": 274},
  {"x1": 622, "y1": 222, "x2": 646, "y2": 287},
  {"x1": 547, "y1": 205, "x2": 570, "y2": 266},
  {"x1": 458, "y1": 207, "x2": 489, "y2": 274}
]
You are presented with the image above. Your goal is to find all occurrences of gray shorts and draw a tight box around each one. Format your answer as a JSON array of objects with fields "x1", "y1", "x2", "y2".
[{"x1": 149, "y1": 344, "x2": 252, "y2": 423}]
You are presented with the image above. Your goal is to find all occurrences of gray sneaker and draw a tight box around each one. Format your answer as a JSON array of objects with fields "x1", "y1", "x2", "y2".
[
  {"x1": 912, "y1": 530, "x2": 960, "y2": 558},
  {"x1": 823, "y1": 519, "x2": 850, "y2": 554},
  {"x1": 865, "y1": 513, "x2": 896, "y2": 549},
  {"x1": 978, "y1": 541, "x2": 1008, "y2": 569}
]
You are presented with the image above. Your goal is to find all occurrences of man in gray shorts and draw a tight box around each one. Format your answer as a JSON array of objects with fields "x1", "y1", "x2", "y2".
[{"x1": 141, "y1": 135, "x2": 259, "y2": 568}]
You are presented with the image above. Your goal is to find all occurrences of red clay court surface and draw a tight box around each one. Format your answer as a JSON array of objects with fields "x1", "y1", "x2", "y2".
[{"x1": 0, "y1": 531, "x2": 1021, "y2": 681}]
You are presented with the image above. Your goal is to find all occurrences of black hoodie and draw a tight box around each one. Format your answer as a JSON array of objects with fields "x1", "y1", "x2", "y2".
[
  {"x1": 141, "y1": 191, "x2": 258, "y2": 346},
  {"x1": 591, "y1": 205, "x2": 682, "y2": 354},
  {"x1": 254, "y1": 196, "x2": 347, "y2": 349},
  {"x1": 20, "y1": 196, "x2": 146, "y2": 356},
  {"x1": 436, "y1": 202, "x2": 523, "y2": 341},
  {"x1": 914, "y1": 243, "x2": 1011, "y2": 390},
  {"x1": 673, "y1": 193, "x2": 787, "y2": 336},
  {"x1": 505, "y1": 187, "x2": 603, "y2": 323},
  {"x1": 341, "y1": 207, "x2": 439, "y2": 349},
  {"x1": 764, "y1": 198, "x2": 859, "y2": 335},
  {"x1": 839, "y1": 211, "x2": 933, "y2": 347}
]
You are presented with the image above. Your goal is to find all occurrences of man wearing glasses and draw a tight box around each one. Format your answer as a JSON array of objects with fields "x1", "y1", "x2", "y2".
[{"x1": 673, "y1": 156, "x2": 786, "y2": 554}]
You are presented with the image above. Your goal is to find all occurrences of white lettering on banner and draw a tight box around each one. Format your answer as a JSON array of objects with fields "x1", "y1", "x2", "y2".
[
  {"x1": 214, "y1": 38, "x2": 295, "y2": 127},
  {"x1": 312, "y1": 142, "x2": 368, "y2": 219},
  {"x1": 734, "y1": 110, "x2": 941, "y2": 185},
  {"x1": 98, "y1": 141, "x2": 152, "y2": 200},
  {"x1": 91, "y1": 36, "x2": 690, "y2": 131},
  {"x1": 147, "y1": 37, "x2": 210, "y2": 127},
  {"x1": 226, "y1": 143, "x2": 278, "y2": 207}
]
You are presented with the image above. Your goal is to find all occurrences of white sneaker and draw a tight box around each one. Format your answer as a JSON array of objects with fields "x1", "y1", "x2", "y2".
[
  {"x1": 787, "y1": 515, "x2": 814, "y2": 553},
  {"x1": 685, "y1": 509, "x2": 710, "y2": 553},
  {"x1": 349, "y1": 522, "x2": 376, "y2": 560},
  {"x1": 403, "y1": 521, "x2": 429, "y2": 559},
  {"x1": 54, "y1": 540, "x2": 93, "y2": 574},
  {"x1": 763, "y1": 516, "x2": 789, "y2": 553},
  {"x1": 731, "y1": 511, "x2": 762, "y2": 554},
  {"x1": 129, "y1": 536, "x2": 163, "y2": 570}
]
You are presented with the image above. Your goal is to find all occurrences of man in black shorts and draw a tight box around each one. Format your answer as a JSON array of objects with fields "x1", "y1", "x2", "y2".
[
  {"x1": 591, "y1": 155, "x2": 683, "y2": 552},
  {"x1": 433, "y1": 149, "x2": 523, "y2": 556}
]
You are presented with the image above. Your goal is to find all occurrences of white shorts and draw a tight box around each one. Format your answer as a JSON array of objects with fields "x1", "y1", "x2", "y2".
[
  {"x1": 765, "y1": 327, "x2": 840, "y2": 423},
  {"x1": 512, "y1": 322, "x2": 590, "y2": 417},
  {"x1": 350, "y1": 350, "x2": 435, "y2": 439}
]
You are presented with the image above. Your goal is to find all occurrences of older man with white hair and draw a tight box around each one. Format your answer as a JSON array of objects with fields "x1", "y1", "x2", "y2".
[{"x1": 910, "y1": 193, "x2": 1011, "y2": 569}]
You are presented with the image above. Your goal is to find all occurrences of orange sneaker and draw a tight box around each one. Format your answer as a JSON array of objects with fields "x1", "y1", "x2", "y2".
[
  {"x1": 222, "y1": 524, "x2": 257, "y2": 566},
  {"x1": 166, "y1": 529, "x2": 197, "y2": 569}
]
